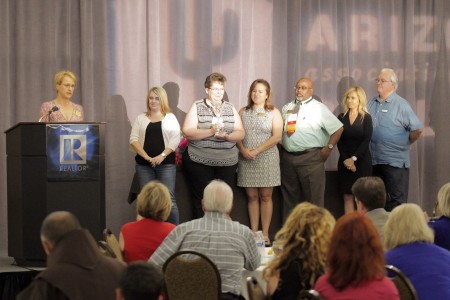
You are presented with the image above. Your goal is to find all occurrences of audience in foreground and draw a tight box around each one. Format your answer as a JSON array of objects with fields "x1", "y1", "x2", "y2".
[
  {"x1": 384, "y1": 203, "x2": 450, "y2": 299},
  {"x1": 315, "y1": 212, "x2": 399, "y2": 299},
  {"x1": 263, "y1": 202, "x2": 335, "y2": 300},
  {"x1": 149, "y1": 179, "x2": 260, "y2": 300},
  {"x1": 116, "y1": 262, "x2": 163, "y2": 300},
  {"x1": 353, "y1": 176, "x2": 389, "y2": 244},
  {"x1": 17, "y1": 211, "x2": 124, "y2": 300},
  {"x1": 428, "y1": 182, "x2": 450, "y2": 251},
  {"x1": 120, "y1": 181, "x2": 175, "y2": 263}
]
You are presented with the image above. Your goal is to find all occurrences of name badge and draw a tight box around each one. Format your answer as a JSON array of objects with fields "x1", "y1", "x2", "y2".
[
  {"x1": 286, "y1": 113, "x2": 298, "y2": 134},
  {"x1": 381, "y1": 109, "x2": 388, "y2": 113}
]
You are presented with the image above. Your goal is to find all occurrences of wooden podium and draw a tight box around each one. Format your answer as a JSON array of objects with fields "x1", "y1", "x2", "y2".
[{"x1": 5, "y1": 122, "x2": 105, "y2": 266}]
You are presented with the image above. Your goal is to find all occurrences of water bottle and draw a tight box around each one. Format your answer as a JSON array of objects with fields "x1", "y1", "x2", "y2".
[{"x1": 255, "y1": 231, "x2": 265, "y2": 259}]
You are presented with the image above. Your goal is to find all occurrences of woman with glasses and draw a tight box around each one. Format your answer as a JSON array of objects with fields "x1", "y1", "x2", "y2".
[
  {"x1": 39, "y1": 70, "x2": 84, "y2": 122},
  {"x1": 130, "y1": 87, "x2": 181, "y2": 224},
  {"x1": 182, "y1": 72, "x2": 245, "y2": 218}
]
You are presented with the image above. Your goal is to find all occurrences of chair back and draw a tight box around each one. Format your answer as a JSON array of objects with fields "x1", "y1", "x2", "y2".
[
  {"x1": 246, "y1": 276, "x2": 266, "y2": 300},
  {"x1": 103, "y1": 228, "x2": 124, "y2": 262},
  {"x1": 298, "y1": 289, "x2": 324, "y2": 300},
  {"x1": 385, "y1": 265, "x2": 418, "y2": 300},
  {"x1": 97, "y1": 240, "x2": 116, "y2": 258},
  {"x1": 162, "y1": 250, "x2": 221, "y2": 300}
]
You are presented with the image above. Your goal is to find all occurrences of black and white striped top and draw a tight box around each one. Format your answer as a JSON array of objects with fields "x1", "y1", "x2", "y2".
[{"x1": 187, "y1": 99, "x2": 239, "y2": 166}]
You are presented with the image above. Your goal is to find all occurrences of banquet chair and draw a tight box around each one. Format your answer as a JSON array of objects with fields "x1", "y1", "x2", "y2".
[
  {"x1": 163, "y1": 250, "x2": 221, "y2": 300},
  {"x1": 103, "y1": 228, "x2": 124, "y2": 262},
  {"x1": 385, "y1": 265, "x2": 418, "y2": 300},
  {"x1": 97, "y1": 240, "x2": 116, "y2": 258},
  {"x1": 246, "y1": 276, "x2": 267, "y2": 300},
  {"x1": 298, "y1": 289, "x2": 324, "y2": 300}
]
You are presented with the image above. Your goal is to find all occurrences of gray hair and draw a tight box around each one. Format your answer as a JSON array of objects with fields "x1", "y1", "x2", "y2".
[
  {"x1": 380, "y1": 68, "x2": 398, "y2": 90},
  {"x1": 383, "y1": 203, "x2": 434, "y2": 250},
  {"x1": 202, "y1": 180, "x2": 233, "y2": 213}
]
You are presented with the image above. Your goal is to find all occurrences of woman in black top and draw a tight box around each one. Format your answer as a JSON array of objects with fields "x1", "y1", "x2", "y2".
[
  {"x1": 337, "y1": 86, "x2": 373, "y2": 214},
  {"x1": 263, "y1": 202, "x2": 335, "y2": 299}
]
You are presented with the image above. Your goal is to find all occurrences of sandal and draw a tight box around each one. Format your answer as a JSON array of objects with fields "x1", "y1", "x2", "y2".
[{"x1": 264, "y1": 236, "x2": 271, "y2": 247}]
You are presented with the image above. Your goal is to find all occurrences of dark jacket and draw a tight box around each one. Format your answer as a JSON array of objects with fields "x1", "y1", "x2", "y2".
[{"x1": 17, "y1": 229, "x2": 124, "y2": 300}]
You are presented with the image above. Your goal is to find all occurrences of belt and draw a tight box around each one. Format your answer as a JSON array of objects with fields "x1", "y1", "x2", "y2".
[{"x1": 284, "y1": 147, "x2": 321, "y2": 156}]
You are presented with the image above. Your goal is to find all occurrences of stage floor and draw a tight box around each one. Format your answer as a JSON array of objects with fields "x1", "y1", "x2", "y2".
[{"x1": 0, "y1": 249, "x2": 44, "y2": 300}]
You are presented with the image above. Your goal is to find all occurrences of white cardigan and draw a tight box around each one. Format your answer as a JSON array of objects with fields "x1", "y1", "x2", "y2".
[{"x1": 129, "y1": 113, "x2": 181, "y2": 152}]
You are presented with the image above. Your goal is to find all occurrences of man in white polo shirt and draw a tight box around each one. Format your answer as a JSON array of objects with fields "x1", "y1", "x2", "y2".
[{"x1": 280, "y1": 76, "x2": 343, "y2": 221}]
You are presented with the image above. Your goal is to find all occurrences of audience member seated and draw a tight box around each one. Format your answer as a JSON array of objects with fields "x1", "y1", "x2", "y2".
[
  {"x1": 263, "y1": 202, "x2": 335, "y2": 300},
  {"x1": 116, "y1": 261, "x2": 163, "y2": 300},
  {"x1": 428, "y1": 182, "x2": 450, "y2": 251},
  {"x1": 17, "y1": 211, "x2": 124, "y2": 300},
  {"x1": 353, "y1": 176, "x2": 389, "y2": 243},
  {"x1": 315, "y1": 212, "x2": 399, "y2": 299},
  {"x1": 384, "y1": 203, "x2": 450, "y2": 299},
  {"x1": 150, "y1": 179, "x2": 260, "y2": 300},
  {"x1": 120, "y1": 181, "x2": 176, "y2": 263}
]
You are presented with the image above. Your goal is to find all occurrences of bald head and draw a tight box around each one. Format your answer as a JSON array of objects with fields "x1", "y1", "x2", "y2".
[
  {"x1": 295, "y1": 77, "x2": 314, "y2": 101},
  {"x1": 40, "y1": 211, "x2": 81, "y2": 246}
]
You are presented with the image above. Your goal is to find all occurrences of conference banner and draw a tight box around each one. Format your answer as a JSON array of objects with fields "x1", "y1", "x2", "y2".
[{"x1": 46, "y1": 124, "x2": 100, "y2": 181}]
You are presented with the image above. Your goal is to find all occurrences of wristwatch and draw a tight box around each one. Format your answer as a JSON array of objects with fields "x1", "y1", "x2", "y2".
[
  {"x1": 327, "y1": 144, "x2": 334, "y2": 150},
  {"x1": 161, "y1": 152, "x2": 166, "y2": 158}
]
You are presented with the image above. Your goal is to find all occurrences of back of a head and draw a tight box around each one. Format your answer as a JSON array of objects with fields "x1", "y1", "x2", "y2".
[
  {"x1": 119, "y1": 262, "x2": 163, "y2": 300},
  {"x1": 352, "y1": 176, "x2": 386, "y2": 211},
  {"x1": 384, "y1": 203, "x2": 434, "y2": 250},
  {"x1": 40, "y1": 211, "x2": 81, "y2": 246},
  {"x1": 137, "y1": 181, "x2": 172, "y2": 221},
  {"x1": 202, "y1": 180, "x2": 233, "y2": 214},
  {"x1": 437, "y1": 182, "x2": 450, "y2": 217},
  {"x1": 327, "y1": 212, "x2": 385, "y2": 291},
  {"x1": 264, "y1": 202, "x2": 335, "y2": 289}
]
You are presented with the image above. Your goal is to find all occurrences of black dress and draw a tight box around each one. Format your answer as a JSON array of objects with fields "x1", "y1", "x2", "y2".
[{"x1": 337, "y1": 113, "x2": 373, "y2": 195}]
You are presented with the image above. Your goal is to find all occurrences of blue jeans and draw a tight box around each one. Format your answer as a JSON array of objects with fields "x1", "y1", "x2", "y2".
[{"x1": 135, "y1": 163, "x2": 179, "y2": 225}]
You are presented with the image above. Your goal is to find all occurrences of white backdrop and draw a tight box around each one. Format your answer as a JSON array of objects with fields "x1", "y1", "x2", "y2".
[{"x1": 1, "y1": 0, "x2": 449, "y2": 250}]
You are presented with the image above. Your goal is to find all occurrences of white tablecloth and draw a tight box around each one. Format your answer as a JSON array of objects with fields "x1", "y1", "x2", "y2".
[{"x1": 241, "y1": 247, "x2": 274, "y2": 299}]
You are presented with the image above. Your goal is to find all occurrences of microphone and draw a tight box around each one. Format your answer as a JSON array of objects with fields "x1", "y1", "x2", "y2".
[{"x1": 38, "y1": 105, "x2": 60, "y2": 122}]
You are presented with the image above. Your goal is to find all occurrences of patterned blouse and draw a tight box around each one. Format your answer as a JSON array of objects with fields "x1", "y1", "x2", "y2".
[{"x1": 39, "y1": 100, "x2": 84, "y2": 122}]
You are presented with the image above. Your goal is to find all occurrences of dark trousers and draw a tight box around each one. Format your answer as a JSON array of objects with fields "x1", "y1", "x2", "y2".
[
  {"x1": 373, "y1": 164, "x2": 409, "y2": 211},
  {"x1": 182, "y1": 150, "x2": 237, "y2": 218},
  {"x1": 280, "y1": 148, "x2": 325, "y2": 221}
]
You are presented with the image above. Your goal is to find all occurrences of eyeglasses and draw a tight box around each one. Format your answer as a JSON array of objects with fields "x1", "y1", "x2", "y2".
[
  {"x1": 375, "y1": 79, "x2": 392, "y2": 84},
  {"x1": 61, "y1": 83, "x2": 76, "y2": 89},
  {"x1": 209, "y1": 87, "x2": 225, "y2": 93},
  {"x1": 295, "y1": 86, "x2": 310, "y2": 90},
  {"x1": 148, "y1": 96, "x2": 160, "y2": 101}
]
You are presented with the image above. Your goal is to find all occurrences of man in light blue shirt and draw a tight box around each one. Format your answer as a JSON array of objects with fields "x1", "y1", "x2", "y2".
[
  {"x1": 280, "y1": 77, "x2": 343, "y2": 220},
  {"x1": 368, "y1": 68, "x2": 423, "y2": 211}
]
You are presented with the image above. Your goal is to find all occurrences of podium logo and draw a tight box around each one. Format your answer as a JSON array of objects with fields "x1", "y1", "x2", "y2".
[{"x1": 60, "y1": 135, "x2": 87, "y2": 164}]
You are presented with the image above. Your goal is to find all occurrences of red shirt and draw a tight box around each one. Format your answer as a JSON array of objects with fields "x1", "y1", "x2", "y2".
[
  {"x1": 315, "y1": 273, "x2": 399, "y2": 300},
  {"x1": 121, "y1": 218, "x2": 175, "y2": 263}
]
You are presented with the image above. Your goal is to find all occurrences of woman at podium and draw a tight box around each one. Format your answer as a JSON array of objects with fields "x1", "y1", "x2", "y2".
[
  {"x1": 39, "y1": 70, "x2": 84, "y2": 122},
  {"x1": 129, "y1": 86, "x2": 181, "y2": 225}
]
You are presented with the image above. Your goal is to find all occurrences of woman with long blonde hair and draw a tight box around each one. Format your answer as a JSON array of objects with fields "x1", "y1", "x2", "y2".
[{"x1": 337, "y1": 86, "x2": 373, "y2": 213}]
